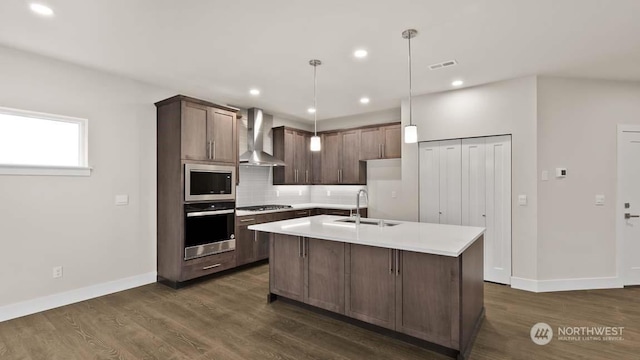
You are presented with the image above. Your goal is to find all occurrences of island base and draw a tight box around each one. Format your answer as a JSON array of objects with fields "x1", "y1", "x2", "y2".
[{"x1": 269, "y1": 294, "x2": 484, "y2": 360}]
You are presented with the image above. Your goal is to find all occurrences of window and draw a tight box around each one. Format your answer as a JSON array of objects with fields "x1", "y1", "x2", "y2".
[{"x1": 0, "y1": 106, "x2": 90, "y2": 176}]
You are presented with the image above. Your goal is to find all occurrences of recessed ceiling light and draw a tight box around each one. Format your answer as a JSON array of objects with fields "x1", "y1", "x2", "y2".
[
  {"x1": 360, "y1": 97, "x2": 370, "y2": 104},
  {"x1": 354, "y1": 49, "x2": 368, "y2": 58},
  {"x1": 249, "y1": 88, "x2": 260, "y2": 96},
  {"x1": 452, "y1": 80, "x2": 464, "y2": 87},
  {"x1": 29, "y1": 3, "x2": 54, "y2": 16},
  {"x1": 307, "y1": 107, "x2": 316, "y2": 114}
]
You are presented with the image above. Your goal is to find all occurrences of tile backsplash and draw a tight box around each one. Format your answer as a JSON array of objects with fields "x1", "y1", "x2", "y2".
[{"x1": 236, "y1": 166, "x2": 367, "y2": 207}]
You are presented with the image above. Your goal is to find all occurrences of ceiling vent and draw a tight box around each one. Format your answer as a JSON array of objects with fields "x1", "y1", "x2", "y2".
[{"x1": 429, "y1": 60, "x2": 458, "y2": 70}]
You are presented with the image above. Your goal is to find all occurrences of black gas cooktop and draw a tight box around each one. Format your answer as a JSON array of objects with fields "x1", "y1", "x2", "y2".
[{"x1": 236, "y1": 204, "x2": 293, "y2": 212}]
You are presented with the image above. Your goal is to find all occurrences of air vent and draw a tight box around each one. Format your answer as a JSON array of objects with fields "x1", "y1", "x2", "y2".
[{"x1": 429, "y1": 60, "x2": 458, "y2": 70}]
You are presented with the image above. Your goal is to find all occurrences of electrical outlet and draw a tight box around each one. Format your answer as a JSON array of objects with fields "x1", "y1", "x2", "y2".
[
  {"x1": 298, "y1": 190, "x2": 302, "y2": 196},
  {"x1": 276, "y1": 190, "x2": 280, "y2": 197},
  {"x1": 327, "y1": 191, "x2": 331, "y2": 197},
  {"x1": 52, "y1": 266, "x2": 63, "y2": 279}
]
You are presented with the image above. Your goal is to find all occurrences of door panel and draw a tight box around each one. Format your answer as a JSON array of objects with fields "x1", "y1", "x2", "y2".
[
  {"x1": 419, "y1": 142, "x2": 440, "y2": 223},
  {"x1": 341, "y1": 130, "x2": 361, "y2": 183},
  {"x1": 396, "y1": 251, "x2": 458, "y2": 347},
  {"x1": 382, "y1": 125, "x2": 401, "y2": 159},
  {"x1": 209, "y1": 109, "x2": 236, "y2": 163},
  {"x1": 620, "y1": 130, "x2": 640, "y2": 285},
  {"x1": 270, "y1": 234, "x2": 304, "y2": 301},
  {"x1": 294, "y1": 131, "x2": 307, "y2": 183},
  {"x1": 485, "y1": 136, "x2": 512, "y2": 284},
  {"x1": 345, "y1": 244, "x2": 395, "y2": 329},
  {"x1": 322, "y1": 133, "x2": 340, "y2": 184},
  {"x1": 462, "y1": 138, "x2": 486, "y2": 228},
  {"x1": 181, "y1": 103, "x2": 208, "y2": 161},
  {"x1": 283, "y1": 129, "x2": 296, "y2": 183},
  {"x1": 304, "y1": 239, "x2": 345, "y2": 314},
  {"x1": 439, "y1": 140, "x2": 462, "y2": 225},
  {"x1": 360, "y1": 127, "x2": 382, "y2": 160}
]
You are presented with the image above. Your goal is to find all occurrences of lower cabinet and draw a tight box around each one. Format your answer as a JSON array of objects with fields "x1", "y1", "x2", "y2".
[
  {"x1": 270, "y1": 234, "x2": 345, "y2": 312},
  {"x1": 345, "y1": 244, "x2": 396, "y2": 329},
  {"x1": 270, "y1": 234, "x2": 305, "y2": 301},
  {"x1": 236, "y1": 216, "x2": 258, "y2": 266},
  {"x1": 345, "y1": 243, "x2": 462, "y2": 347}
]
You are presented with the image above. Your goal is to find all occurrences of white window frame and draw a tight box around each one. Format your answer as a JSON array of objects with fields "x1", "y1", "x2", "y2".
[{"x1": 0, "y1": 106, "x2": 91, "y2": 176}]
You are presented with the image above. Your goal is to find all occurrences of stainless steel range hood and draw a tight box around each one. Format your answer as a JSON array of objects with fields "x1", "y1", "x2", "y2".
[{"x1": 239, "y1": 108, "x2": 286, "y2": 166}]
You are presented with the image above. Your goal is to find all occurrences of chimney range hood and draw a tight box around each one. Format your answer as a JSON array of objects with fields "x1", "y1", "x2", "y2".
[{"x1": 239, "y1": 108, "x2": 286, "y2": 166}]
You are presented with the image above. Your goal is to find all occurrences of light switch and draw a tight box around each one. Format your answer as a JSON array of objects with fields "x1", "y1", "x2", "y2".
[
  {"x1": 595, "y1": 195, "x2": 605, "y2": 206},
  {"x1": 541, "y1": 171, "x2": 549, "y2": 181},
  {"x1": 518, "y1": 195, "x2": 528, "y2": 206},
  {"x1": 115, "y1": 195, "x2": 129, "y2": 206}
]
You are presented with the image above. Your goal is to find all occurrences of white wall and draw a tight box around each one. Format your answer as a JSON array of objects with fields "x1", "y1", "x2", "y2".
[
  {"x1": 0, "y1": 46, "x2": 172, "y2": 309},
  {"x1": 537, "y1": 77, "x2": 640, "y2": 281},
  {"x1": 400, "y1": 77, "x2": 539, "y2": 280}
]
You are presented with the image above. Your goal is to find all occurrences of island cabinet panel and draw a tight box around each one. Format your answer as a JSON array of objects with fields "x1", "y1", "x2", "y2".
[
  {"x1": 304, "y1": 239, "x2": 345, "y2": 314},
  {"x1": 270, "y1": 234, "x2": 305, "y2": 301},
  {"x1": 236, "y1": 216, "x2": 257, "y2": 266},
  {"x1": 345, "y1": 244, "x2": 396, "y2": 330},
  {"x1": 395, "y1": 251, "x2": 460, "y2": 348}
]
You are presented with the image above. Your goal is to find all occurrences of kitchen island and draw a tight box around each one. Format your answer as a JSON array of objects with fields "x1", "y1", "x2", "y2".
[{"x1": 249, "y1": 215, "x2": 485, "y2": 360}]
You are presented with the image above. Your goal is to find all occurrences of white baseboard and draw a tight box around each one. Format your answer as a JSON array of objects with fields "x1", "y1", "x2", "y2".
[
  {"x1": 511, "y1": 276, "x2": 622, "y2": 293},
  {"x1": 0, "y1": 272, "x2": 156, "y2": 323}
]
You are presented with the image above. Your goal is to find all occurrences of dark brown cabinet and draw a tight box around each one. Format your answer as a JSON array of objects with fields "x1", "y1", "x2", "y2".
[
  {"x1": 270, "y1": 234, "x2": 305, "y2": 302},
  {"x1": 304, "y1": 238, "x2": 345, "y2": 314},
  {"x1": 178, "y1": 99, "x2": 237, "y2": 164},
  {"x1": 155, "y1": 95, "x2": 240, "y2": 288},
  {"x1": 236, "y1": 216, "x2": 258, "y2": 266},
  {"x1": 345, "y1": 244, "x2": 396, "y2": 329},
  {"x1": 273, "y1": 127, "x2": 311, "y2": 185},
  {"x1": 269, "y1": 234, "x2": 345, "y2": 313},
  {"x1": 321, "y1": 130, "x2": 366, "y2": 185},
  {"x1": 360, "y1": 124, "x2": 401, "y2": 160}
]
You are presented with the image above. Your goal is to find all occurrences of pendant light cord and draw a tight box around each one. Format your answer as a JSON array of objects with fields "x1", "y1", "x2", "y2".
[
  {"x1": 408, "y1": 33, "x2": 413, "y2": 126},
  {"x1": 314, "y1": 63, "x2": 318, "y2": 136}
]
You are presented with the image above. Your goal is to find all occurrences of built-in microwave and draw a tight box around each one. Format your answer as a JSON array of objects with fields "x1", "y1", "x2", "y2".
[{"x1": 185, "y1": 164, "x2": 235, "y2": 202}]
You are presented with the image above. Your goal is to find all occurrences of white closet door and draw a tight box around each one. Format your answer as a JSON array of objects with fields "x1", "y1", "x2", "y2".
[
  {"x1": 462, "y1": 138, "x2": 486, "y2": 228},
  {"x1": 419, "y1": 142, "x2": 440, "y2": 223},
  {"x1": 485, "y1": 136, "x2": 512, "y2": 284},
  {"x1": 438, "y1": 140, "x2": 462, "y2": 225}
]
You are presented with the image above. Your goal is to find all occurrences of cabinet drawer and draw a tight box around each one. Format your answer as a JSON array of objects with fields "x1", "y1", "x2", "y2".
[
  {"x1": 181, "y1": 251, "x2": 236, "y2": 281},
  {"x1": 237, "y1": 216, "x2": 258, "y2": 225},
  {"x1": 324, "y1": 209, "x2": 352, "y2": 216},
  {"x1": 292, "y1": 210, "x2": 311, "y2": 218}
]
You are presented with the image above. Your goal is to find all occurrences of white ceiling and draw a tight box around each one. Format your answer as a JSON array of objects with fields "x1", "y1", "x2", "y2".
[{"x1": 1, "y1": 0, "x2": 640, "y2": 121}]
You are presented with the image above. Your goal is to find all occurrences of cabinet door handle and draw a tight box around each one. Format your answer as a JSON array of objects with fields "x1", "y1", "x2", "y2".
[
  {"x1": 303, "y1": 238, "x2": 307, "y2": 258},
  {"x1": 254, "y1": 231, "x2": 257, "y2": 242},
  {"x1": 379, "y1": 144, "x2": 383, "y2": 158},
  {"x1": 240, "y1": 218, "x2": 255, "y2": 222},
  {"x1": 389, "y1": 249, "x2": 393, "y2": 274},
  {"x1": 299, "y1": 237, "x2": 302, "y2": 257},
  {"x1": 208, "y1": 141, "x2": 212, "y2": 159},
  {"x1": 306, "y1": 170, "x2": 309, "y2": 183},
  {"x1": 203, "y1": 264, "x2": 221, "y2": 270},
  {"x1": 395, "y1": 250, "x2": 400, "y2": 276},
  {"x1": 382, "y1": 143, "x2": 385, "y2": 158},
  {"x1": 212, "y1": 141, "x2": 216, "y2": 159}
]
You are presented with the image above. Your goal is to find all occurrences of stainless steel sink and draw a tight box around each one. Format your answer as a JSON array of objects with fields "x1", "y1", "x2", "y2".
[{"x1": 335, "y1": 218, "x2": 400, "y2": 227}]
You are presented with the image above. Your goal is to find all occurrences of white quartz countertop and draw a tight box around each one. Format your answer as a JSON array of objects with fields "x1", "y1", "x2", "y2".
[
  {"x1": 249, "y1": 215, "x2": 485, "y2": 257},
  {"x1": 236, "y1": 203, "x2": 367, "y2": 217}
]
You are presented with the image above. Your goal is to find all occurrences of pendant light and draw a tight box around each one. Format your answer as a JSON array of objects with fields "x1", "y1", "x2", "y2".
[
  {"x1": 309, "y1": 59, "x2": 322, "y2": 152},
  {"x1": 402, "y1": 29, "x2": 418, "y2": 144}
]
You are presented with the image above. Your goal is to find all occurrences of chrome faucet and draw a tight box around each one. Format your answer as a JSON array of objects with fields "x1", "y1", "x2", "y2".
[{"x1": 355, "y1": 189, "x2": 368, "y2": 225}]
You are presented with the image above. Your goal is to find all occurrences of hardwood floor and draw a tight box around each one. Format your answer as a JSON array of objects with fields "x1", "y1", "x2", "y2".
[{"x1": 0, "y1": 264, "x2": 638, "y2": 360}]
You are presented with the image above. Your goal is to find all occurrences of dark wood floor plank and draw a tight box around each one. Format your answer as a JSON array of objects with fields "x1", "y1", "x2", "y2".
[{"x1": 1, "y1": 264, "x2": 639, "y2": 360}]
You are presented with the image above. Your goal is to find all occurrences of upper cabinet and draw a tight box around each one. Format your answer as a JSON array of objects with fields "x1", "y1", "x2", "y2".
[
  {"x1": 272, "y1": 122, "x2": 399, "y2": 185},
  {"x1": 157, "y1": 95, "x2": 238, "y2": 165},
  {"x1": 273, "y1": 127, "x2": 312, "y2": 185},
  {"x1": 360, "y1": 124, "x2": 401, "y2": 160}
]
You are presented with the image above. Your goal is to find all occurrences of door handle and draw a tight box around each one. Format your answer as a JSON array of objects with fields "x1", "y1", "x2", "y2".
[
  {"x1": 625, "y1": 213, "x2": 640, "y2": 219},
  {"x1": 389, "y1": 249, "x2": 393, "y2": 274},
  {"x1": 208, "y1": 141, "x2": 212, "y2": 159},
  {"x1": 395, "y1": 250, "x2": 400, "y2": 276},
  {"x1": 382, "y1": 143, "x2": 385, "y2": 158},
  {"x1": 379, "y1": 144, "x2": 382, "y2": 158},
  {"x1": 299, "y1": 237, "x2": 302, "y2": 257},
  {"x1": 213, "y1": 141, "x2": 216, "y2": 159},
  {"x1": 254, "y1": 231, "x2": 257, "y2": 242},
  {"x1": 202, "y1": 264, "x2": 221, "y2": 270},
  {"x1": 306, "y1": 170, "x2": 309, "y2": 183}
]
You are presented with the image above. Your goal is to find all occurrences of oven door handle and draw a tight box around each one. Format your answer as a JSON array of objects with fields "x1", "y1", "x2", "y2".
[{"x1": 187, "y1": 209, "x2": 235, "y2": 217}]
